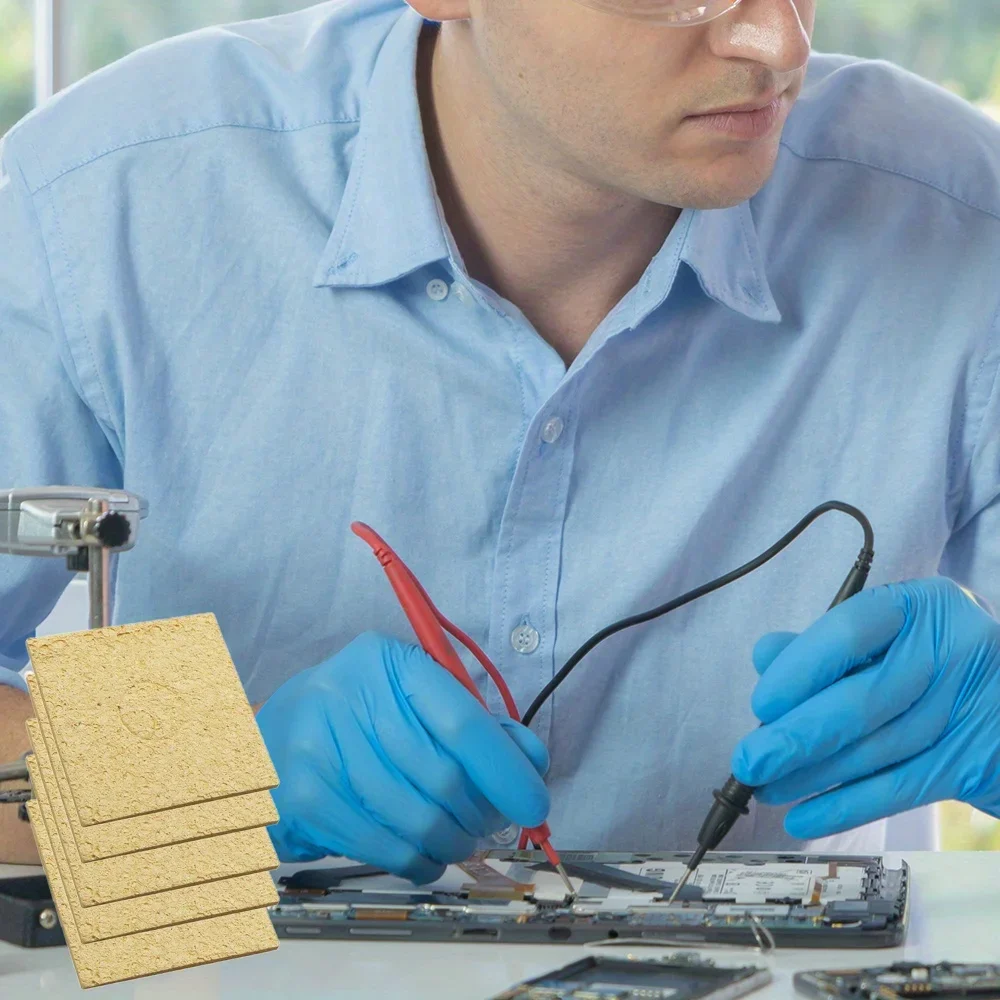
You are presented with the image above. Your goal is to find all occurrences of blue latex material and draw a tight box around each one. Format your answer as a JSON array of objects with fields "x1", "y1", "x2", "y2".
[
  {"x1": 733, "y1": 578, "x2": 1000, "y2": 838},
  {"x1": 257, "y1": 631, "x2": 550, "y2": 883}
]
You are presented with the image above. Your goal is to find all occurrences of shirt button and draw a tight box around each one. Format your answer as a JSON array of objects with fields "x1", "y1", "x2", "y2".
[
  {"x1": 426, "y1": 279, "x2": 449, "y2": 301},
  {"x1": 511, "y1": 624, "x2": 540, "y2": 654},
  {"x1": 541, "y1": 417, "x2": 564, "y2": 444},
  {"x1": 492, "y1": 824, "x2": 520, "y2": 847}
]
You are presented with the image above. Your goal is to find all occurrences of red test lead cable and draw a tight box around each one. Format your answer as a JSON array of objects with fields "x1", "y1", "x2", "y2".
[{"x1": 351, "y1": 521, "x2": 574, "y2": 897}]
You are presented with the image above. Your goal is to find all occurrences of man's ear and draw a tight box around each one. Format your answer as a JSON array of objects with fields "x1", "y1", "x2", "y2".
[{"x1": 406, "y1": 0, "x2": 472, "y2": 21}]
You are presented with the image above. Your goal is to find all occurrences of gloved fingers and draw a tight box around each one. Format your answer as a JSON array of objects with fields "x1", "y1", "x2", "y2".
[
  {"x1": 396, "y1": 648, "x2": 550, "y2": 829},
  {"x1": 336, "y1": 718, "x2": 479, "y2": 866},
  {"x1": 268, "y1": 828, "x2": 326, "y2": 864},
  {"x1": 391, "y1": 742, "x2": 509, "y2": 839},
  {"x1": 300, "y1": 807, "x2": 447, "y2": 884},
  {"x1": 752, "y1": 632, "x2": 798, "y2": 675},
  {"x1": 750, "y1": 585, "x2": 907, "y2": 724},
  {"x1": 754, "y1": 693, "x2": 952, "y2": 806},
  {"x1": 268, "y1": 767, "x2": 448, "y2": 884},
  {"x1": 782, "y1": 743, "x2": 952, "y2": 840},
  {"x1": 498, "y1": 717, "x2": 551, "y2": 777},
  {"x1": 733, "y1": 647, "x2": 932, "y2": 787},
  {"x1": 357, "y1": 682, "x2": 512, "y2": 838},
  {"x1": 325, "y1": 636, "x2": 517, "y2": 838}
]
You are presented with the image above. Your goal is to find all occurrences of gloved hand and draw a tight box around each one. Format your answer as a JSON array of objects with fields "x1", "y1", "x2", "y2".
[
  {"x1": 257, "y1": 631, "x2": 550, "y2": 883},
  {"x1": 732, "y1": 577, "x2": 1000, "y2": 839}
]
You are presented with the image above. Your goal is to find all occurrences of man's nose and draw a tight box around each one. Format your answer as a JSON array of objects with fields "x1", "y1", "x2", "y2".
[{"x1": 709, "y1": 0, "x2": 812, "y2": 74}]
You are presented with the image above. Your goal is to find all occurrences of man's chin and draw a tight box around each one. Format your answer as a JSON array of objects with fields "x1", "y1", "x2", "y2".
[
  {"x1": 641, "y1": 149, "x2": 780, "y2": 210},
  {"x1": 649, "y1": 168, "x2": 773, "y2": 210}
]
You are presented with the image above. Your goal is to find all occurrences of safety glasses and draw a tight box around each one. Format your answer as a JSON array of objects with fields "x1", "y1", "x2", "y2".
[{"x1": 573, "y1": 0, "x2": 744, "y2": 26}]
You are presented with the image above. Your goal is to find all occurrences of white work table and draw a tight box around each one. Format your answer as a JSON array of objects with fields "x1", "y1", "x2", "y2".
[{"x1": 0, "y1": 852, "x2": 998, "y2": 998}]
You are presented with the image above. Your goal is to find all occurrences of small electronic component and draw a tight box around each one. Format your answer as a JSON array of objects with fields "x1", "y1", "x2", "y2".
[
  {"x1": 278, "y1": 865, "x2": 386, "y2": 893},
  {"x1": 459, "y1": 856, "x2": 534, "y2": 900},
  {"x1": 530, "y1": 860, "x2": 704, "y2": 899},
  {"x1": 491, "y1": 954, "x2": 771, "y2": 999},
  {"x1": 794, "y1": 962, "x2": 1000, "y2": 998}
]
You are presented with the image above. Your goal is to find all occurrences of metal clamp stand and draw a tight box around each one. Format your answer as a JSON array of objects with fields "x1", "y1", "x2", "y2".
[
  {"x1": 0, "y1": 487, "x2": 149, "y2": 805},
  {"x1": 0, "y1": 488, "x2": 148, "y2": 947}
]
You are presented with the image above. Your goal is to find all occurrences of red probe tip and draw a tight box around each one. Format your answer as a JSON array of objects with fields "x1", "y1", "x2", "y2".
[{"x1": 540, "y1": 840, "x2": 561, "y2": 868}]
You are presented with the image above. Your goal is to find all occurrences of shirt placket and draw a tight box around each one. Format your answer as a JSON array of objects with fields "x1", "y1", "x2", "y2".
[
  {"x1": 482, "y1": 375, "x2": 577, "y2": 850},
  {"x1": 486, "y1": 380, "x2": 579, "y2": 741}
]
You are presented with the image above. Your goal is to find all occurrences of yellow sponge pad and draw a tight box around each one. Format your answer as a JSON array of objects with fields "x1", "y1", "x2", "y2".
[
  {"x1": 24, "y1": 720, "x2": 277, "y2": 907},
  {"x1": 25, "y1": 671, "x2": 277, "y2": 861},
  {"x1": 26, "y1": 729, "x2": 277, "y2": 942},
  {"x1": 26, "y1": 614, "x2": 277, "y2": 826},
  {"x1": 26, "y1": 799, "x2": 278, "y2": 989}
]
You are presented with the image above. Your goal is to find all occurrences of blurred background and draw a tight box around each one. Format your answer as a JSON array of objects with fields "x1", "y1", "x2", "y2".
[
  {"x1": 2, "y1": 1, "x2": 1000, "y2": 134},
  {"x1": 1, "y1": 2, "x2": 999, "y2": 851}
]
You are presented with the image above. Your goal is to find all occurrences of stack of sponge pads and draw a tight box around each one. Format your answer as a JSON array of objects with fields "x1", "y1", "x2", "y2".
[{"x1": 23, "y1": 613, "x2": 281, "y2": 988}]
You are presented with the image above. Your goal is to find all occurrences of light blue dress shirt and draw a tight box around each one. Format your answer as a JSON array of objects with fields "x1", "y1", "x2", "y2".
[{"x1": 2, "y1": 0, "x2": 999, "y2": 854}]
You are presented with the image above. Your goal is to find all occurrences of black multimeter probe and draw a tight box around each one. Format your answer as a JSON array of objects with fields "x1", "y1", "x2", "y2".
[
  {"x1": 666, "y1": 522, "x2": 873, "y2": 900},
  {"x1": 520, "y1": 501, "x2": 874, "y2": 897}
]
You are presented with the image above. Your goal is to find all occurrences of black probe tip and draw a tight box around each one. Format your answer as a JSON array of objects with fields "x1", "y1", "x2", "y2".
[
  {"x1": 691, "y1": 776, "x2": 755, "y2": 862},
  {"x1": 686, "y1": 843, "x2": 708, "y2": 872}
]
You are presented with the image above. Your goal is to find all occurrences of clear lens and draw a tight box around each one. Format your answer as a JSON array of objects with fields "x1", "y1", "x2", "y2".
[{"x1": 573, "y1": 0, "x2": 743, "y2": 26}]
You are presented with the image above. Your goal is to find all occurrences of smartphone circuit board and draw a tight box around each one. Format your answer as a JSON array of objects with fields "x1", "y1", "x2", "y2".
[
  {"x1": 270, "y1": 851, "x2": 908, "y2": 948},
  {"x1": 795, "y1": 962, "x2": 1000, "y2": 998},
  {"x1": 493, "y1": 954, "x2": 771, "y2": 999}
]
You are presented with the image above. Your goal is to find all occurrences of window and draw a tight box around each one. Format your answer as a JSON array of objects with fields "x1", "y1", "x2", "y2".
[
  {"x1": 0, "y1": 0, "x2": 33, "y2": 135},
  {"x1": 813, "y1": 1, "x2": 1000, "y2": 119},
  {"x1": 58, "y1": 1, "x2": 310, "y2": 92},
  {"x1": 1, "y1": 2, "x2": 999, "y2": 851},
  {"x1": 0, "y1": 1, "x2": 310, "y2": 137}
]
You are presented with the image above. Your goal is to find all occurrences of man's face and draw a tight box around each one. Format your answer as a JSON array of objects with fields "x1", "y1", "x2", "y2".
[{"x1": 462, "y1": 0, "x2": 815, "y2": 209}]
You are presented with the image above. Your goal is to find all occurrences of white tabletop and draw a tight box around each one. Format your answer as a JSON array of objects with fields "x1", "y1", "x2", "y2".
[{"x1": 1, "y1": 852, "x2": 998, "y2": 998}]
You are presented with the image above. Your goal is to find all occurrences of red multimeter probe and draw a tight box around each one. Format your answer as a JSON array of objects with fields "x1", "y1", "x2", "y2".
[{"x1": 352, "y1": 522, "x2": 574, "y2": 897}]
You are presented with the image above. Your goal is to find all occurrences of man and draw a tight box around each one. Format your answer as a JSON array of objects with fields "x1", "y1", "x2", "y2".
[{"x1": 2, "y1": 0, "x2": 1000, "y2": 880}]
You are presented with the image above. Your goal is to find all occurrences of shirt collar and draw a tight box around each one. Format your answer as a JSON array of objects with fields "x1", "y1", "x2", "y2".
[
  {"x1": 677, "y1": 201, "x2": 782, "y2": 324},
  {"x1": 314, "y1": 9, "x2": 448, "y2": 289},
  {"x1": 316, "y1": 8, "x2": 781, "y2": 328}
]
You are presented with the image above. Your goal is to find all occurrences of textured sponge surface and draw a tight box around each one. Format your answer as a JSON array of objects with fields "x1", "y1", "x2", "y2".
[
  {"x1": 25, "y1": 672, "x2": 277, "y2": 861},
  {"x1": 22, "y1": 614, "x2": 282, "y2": 987},
  {"x1": 28, "y1": 800, "x2": 278, "y2": 990},
  {"x1": 26, "y1": 614, "x2": 278, "y2": 825}
]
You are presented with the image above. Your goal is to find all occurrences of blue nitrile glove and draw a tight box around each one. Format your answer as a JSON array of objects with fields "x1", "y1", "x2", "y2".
[
  {"x1": 257, "y1": 631, "x2": 550, "y2": 883},
  {"x1": 732, "y1": 578, "x2": 1000, "y2": 839}
]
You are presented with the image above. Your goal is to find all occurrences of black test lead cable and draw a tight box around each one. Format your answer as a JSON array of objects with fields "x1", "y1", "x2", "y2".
[
  {"x1": 666, "y1": 505, "x2": 873, "y2": 901},
  {"x1": 521, "y1": 501, "x2": 874, "y2": 889},
  {"x1": 523, "y1": 501, "x2": 874, "y2": 727}
]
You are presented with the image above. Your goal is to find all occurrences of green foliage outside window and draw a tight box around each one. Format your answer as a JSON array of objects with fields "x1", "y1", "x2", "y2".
[
  {"x1": 0, "y1": 0, "x2": 33, "y2": 137},
  {"x1": 816, "y1": 0, "x2": 1000, "y2": 109}
]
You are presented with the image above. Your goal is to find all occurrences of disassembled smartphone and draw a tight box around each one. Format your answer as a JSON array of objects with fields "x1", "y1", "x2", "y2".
[
  {"x1": 270, "y1": 851, "x2": 909, "y2": 948},
  {"x1": 491, "y1": 953, "x2": 771, "y2": 999},
  {"x1": 794, "y1": 962, "x2": 1000, "y2": 998}
]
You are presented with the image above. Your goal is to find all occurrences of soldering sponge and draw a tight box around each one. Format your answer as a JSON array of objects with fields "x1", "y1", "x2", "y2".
[
  {"x1": 25, "y1": 671, "x2": 277, "y2": 861},
  {"x1": 27, "y1": 799, "x2": 278, "y2": 989},
  {"x1": 22, "y1": 613, "x2": 282, "y2": 987},
  {"x1": 25, "y1": 726, "x2": 278, "y2": 911},
  {"x1": 26, "y1": 614, "x2": 278, "y2": 825}
]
